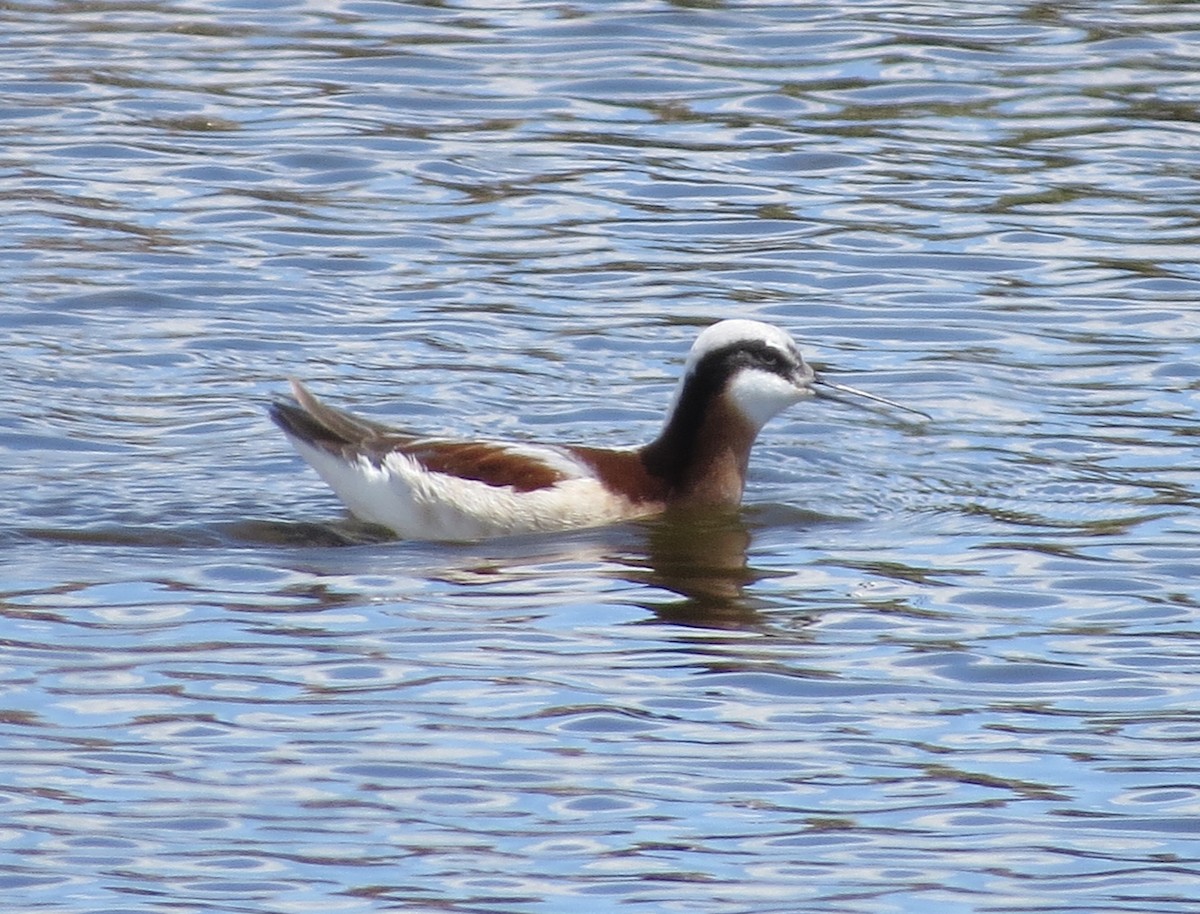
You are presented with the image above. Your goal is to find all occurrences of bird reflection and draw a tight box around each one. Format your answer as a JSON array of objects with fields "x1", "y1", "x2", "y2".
[
  {"x1": 245, "y1": 508, "x2": 780, "y2": 629},
  {"x1": 626, "y1": 509, "x2": 770, "y2": 627}
]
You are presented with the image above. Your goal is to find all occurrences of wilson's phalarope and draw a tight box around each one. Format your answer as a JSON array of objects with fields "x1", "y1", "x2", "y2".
[{"x1": 269, "y1": 319, "x2": 926, "y2": 540}]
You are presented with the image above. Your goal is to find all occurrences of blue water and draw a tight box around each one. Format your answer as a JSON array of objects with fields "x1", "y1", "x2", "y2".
[{"x1": 2, "y1": 2, "x2": 1199, "y2": 912}]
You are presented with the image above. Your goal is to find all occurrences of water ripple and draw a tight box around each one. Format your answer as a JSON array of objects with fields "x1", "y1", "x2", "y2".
[{"x1": 3, "y1": 1, "x2": 1200, "y2": 912}]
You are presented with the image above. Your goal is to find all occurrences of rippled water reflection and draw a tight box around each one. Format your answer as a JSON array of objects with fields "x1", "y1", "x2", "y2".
[{"x1": 3, "y1": 2, "x2": 1199, "y2": 912}]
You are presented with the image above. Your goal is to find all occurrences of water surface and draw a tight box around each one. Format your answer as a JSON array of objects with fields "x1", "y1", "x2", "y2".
[{"x1": 2, "y1": 2, "x2": 1199, "y2": 912}]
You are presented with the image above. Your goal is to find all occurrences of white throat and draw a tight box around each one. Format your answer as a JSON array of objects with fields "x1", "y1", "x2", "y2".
[{"x1": 725, "y1": 366, "x2": 813, "y2": 430}]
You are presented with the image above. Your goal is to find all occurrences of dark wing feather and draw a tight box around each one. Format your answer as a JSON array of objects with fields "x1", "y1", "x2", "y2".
[
  {"x1": 287, "y1": 378, "x2": 395, "y2": 439},
  {"x1": 269, "y1": 380, "x2": 573, "y2": 493},
  {"x1": 399, "y1": 439, "x2": 573, "y2": 492}
]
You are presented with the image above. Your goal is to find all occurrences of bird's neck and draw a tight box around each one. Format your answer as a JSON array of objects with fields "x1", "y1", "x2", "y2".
[{"x1": 641, "y1": 390, "x2": 758, "y2": 507}]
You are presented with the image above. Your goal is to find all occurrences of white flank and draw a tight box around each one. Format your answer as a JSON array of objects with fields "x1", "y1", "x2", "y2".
[{"x1": 284, "y1": 436, "x2": 653, "y2": 541}]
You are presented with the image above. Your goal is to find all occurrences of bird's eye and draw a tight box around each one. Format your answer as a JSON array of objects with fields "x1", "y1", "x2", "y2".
[{"x1": 756, "y1": 349, "x2": 787, "y2": 371}]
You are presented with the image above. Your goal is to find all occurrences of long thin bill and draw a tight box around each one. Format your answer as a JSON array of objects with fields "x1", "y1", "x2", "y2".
[{"x1": 813, "y1": 376, "x2": 931, "y2": 421}]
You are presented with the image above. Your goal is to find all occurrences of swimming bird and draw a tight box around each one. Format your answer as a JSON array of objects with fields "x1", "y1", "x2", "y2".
[{"x1": 268, "y1": 319, "x2": 925, "y2": 541}]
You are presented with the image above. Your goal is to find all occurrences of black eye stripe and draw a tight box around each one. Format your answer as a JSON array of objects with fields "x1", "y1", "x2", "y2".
[{"x1": 694, "y1": 340, "x2": 798, "y2": 379}]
